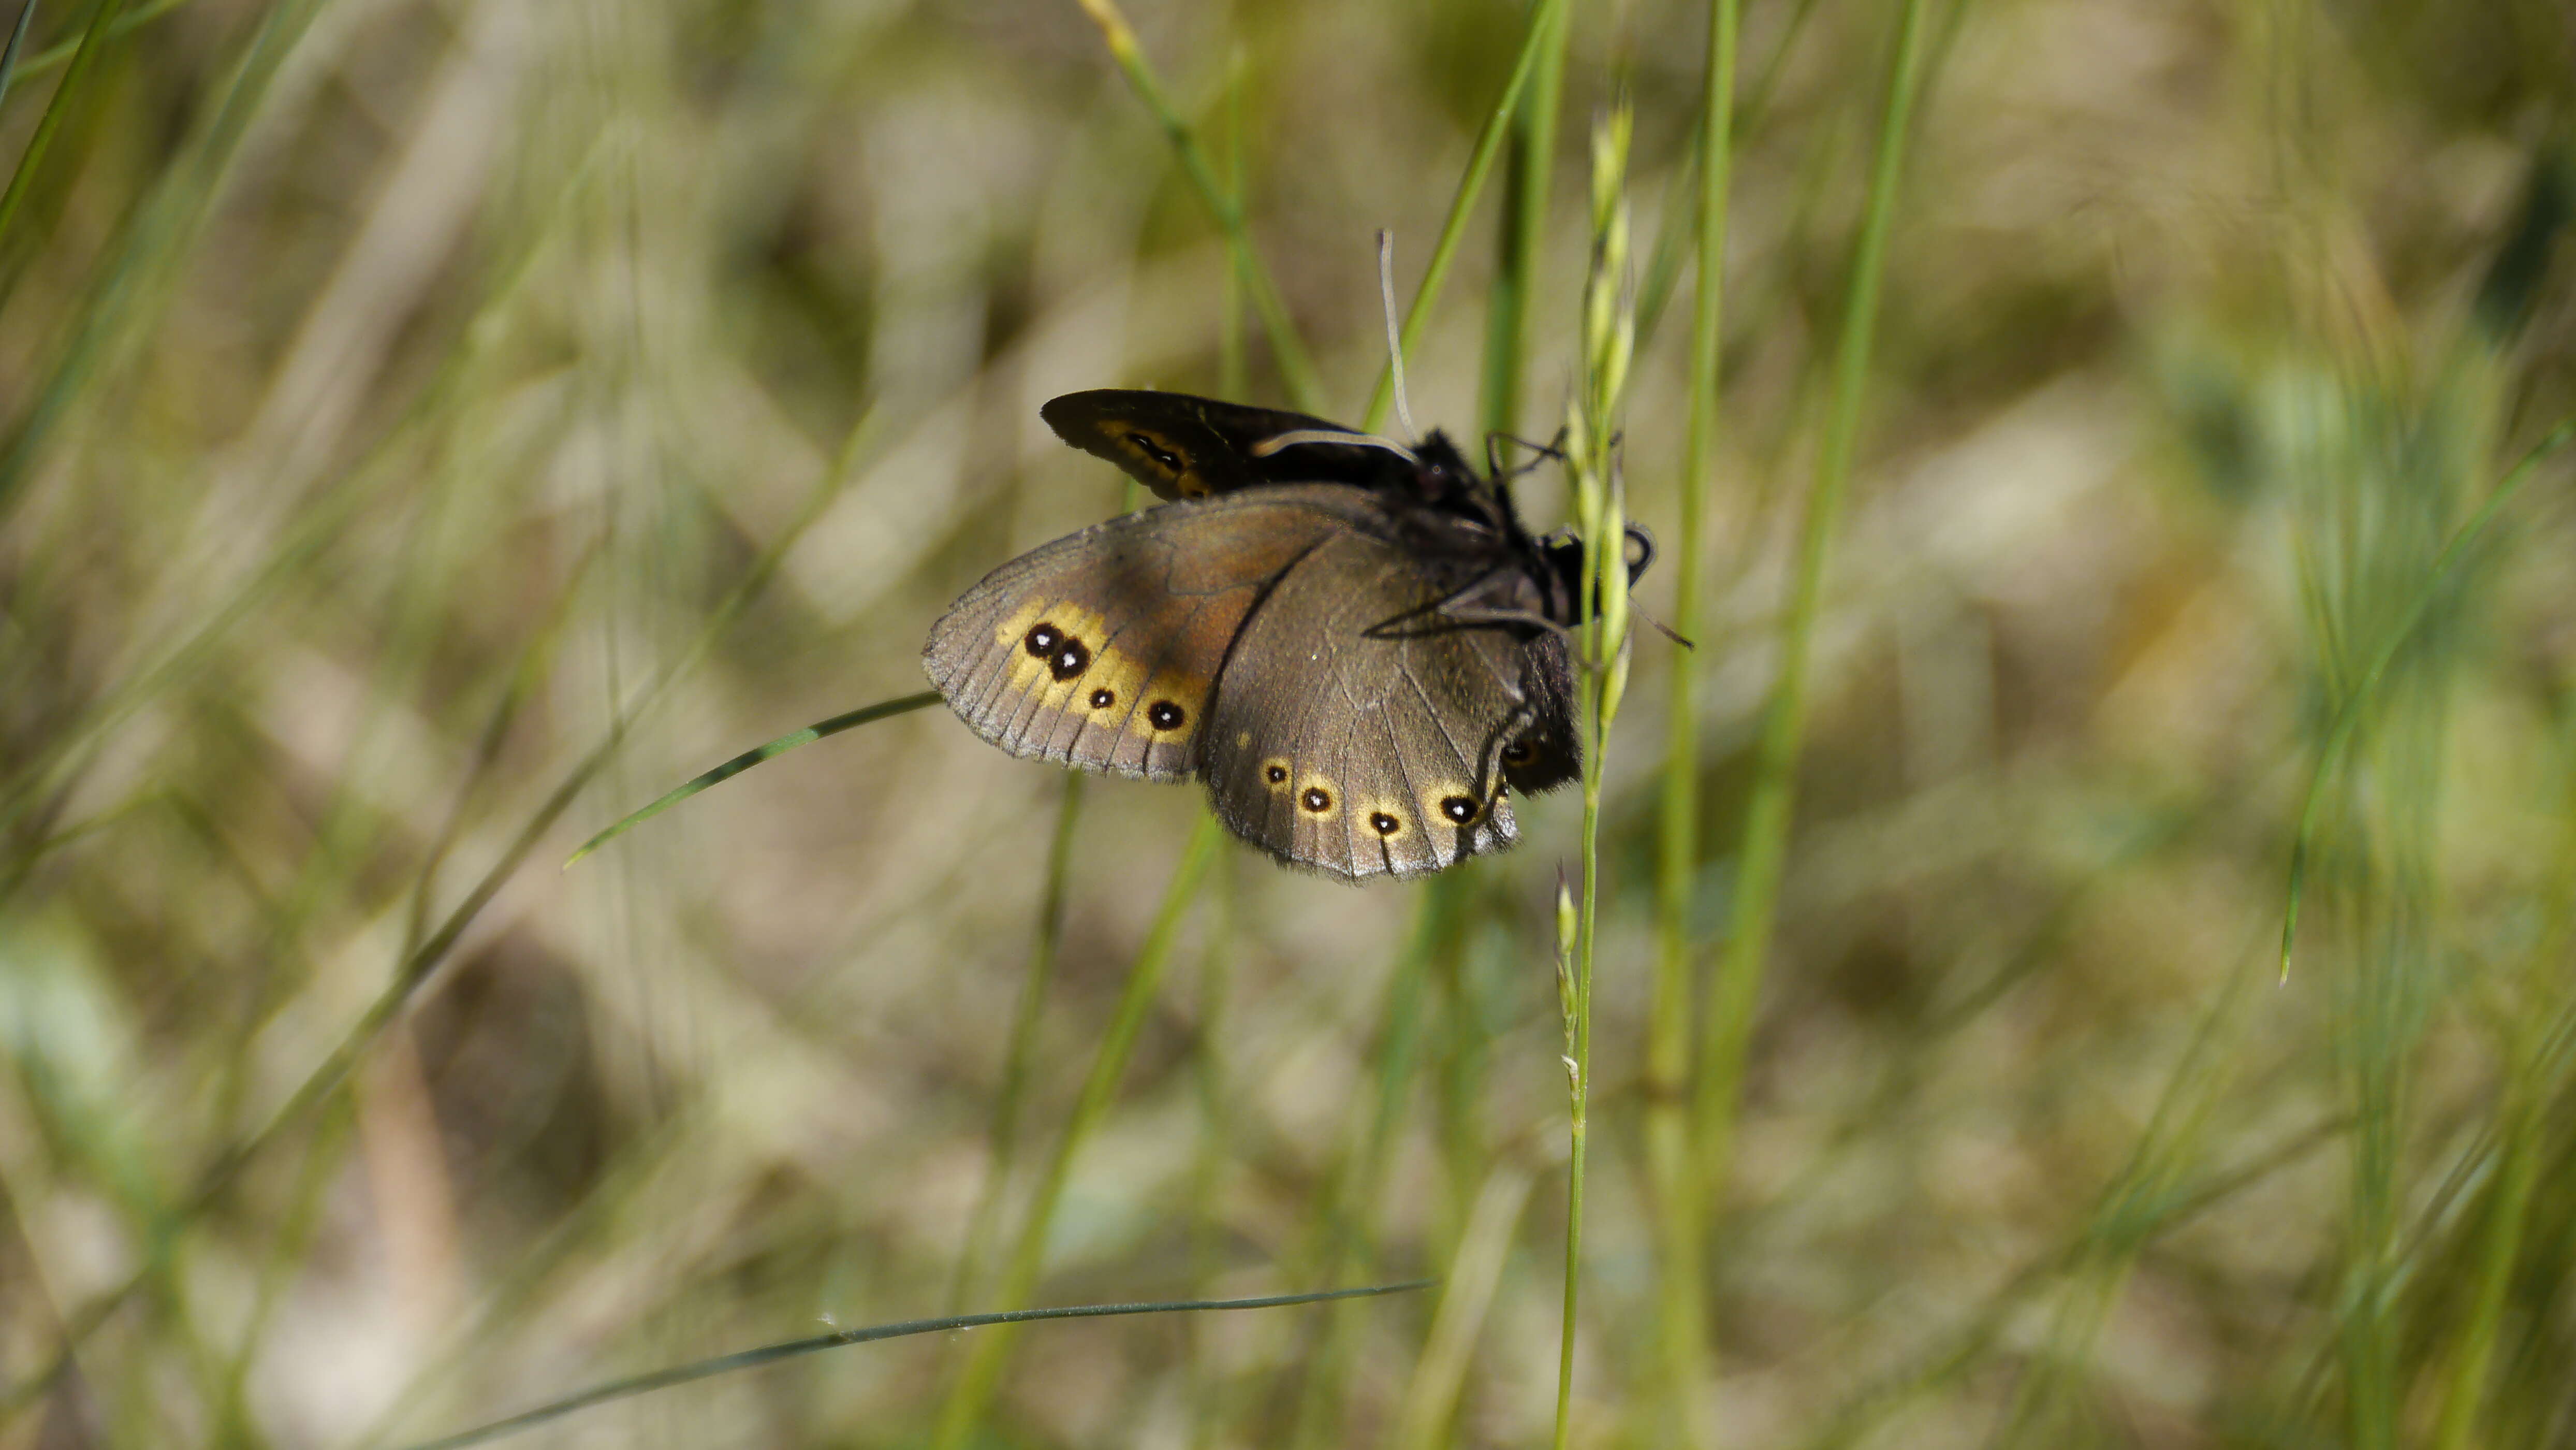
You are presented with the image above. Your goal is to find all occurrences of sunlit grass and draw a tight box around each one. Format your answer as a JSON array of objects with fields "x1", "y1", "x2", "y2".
[
  {"x1": 2, "y1": 0, "x2": 2574, "y2": 1445},
  {"x1": 928, "y1": 816, "x2": 1221, "y2": 1445},
  {"x1": 1646, "y1": 1, "x2": 1733, "y2": 1444},
  {"x1": 1548, "y1": 99, "x2": 1636, "y2": 1450}
]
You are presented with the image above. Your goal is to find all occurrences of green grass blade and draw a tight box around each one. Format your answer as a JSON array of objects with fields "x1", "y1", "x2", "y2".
[
  {"x1": 12, "y1": 0, "x2": 181, "y2": 76},
  {"x1": 404, "y1": 1281, "x2": 1430, "y2": 1450},
  {"x1": 1553, "y1": 100, "x2": 1635, "y2": 1450},
  {"x1": 1283, "y1": 890, "x2": 1444, "y2": 1450},
  {"x1": 1184, "y1": 851, "x2": 1235, "y2": 1450},
  {"x1": 0, "y1": 1, "x2": 38, "y2": 114},
  {"x1": 1391, "y1": 1159, "x2": 1536, "y2": 1450},
  {"x1": 929, "y1": 814, "x2": 1223, "y2": 1448},
  {"x1": 1074, "y1": 0, "x2": 1323, "y2": 413},
  {"x1": 1695, "y1": 0, "x2": 1931, "y2": 1185},
  {"x1": 2276, "y1": 419, "x2": 2575, "y2": 976},
  {"x1": 1647, "y1": 2, "x2": 1736, "y2": 1445},
  {"x1": 0, "y1": 392, "x2": 882, "y2": 1422},
  {"x1": 948, "y1": 773, "x2": 1086, "y2": 1311},
  {"x1": 1478, "y1": 0, "x2": 1570, "y2": 441},
  {"x1": 1358, "y1": 0, "x2": 1569, "y2": 434},
  {"x1": 1218, "y1": 44, "x2": 1248, "y2": 402},
  {"x1": 0, "y1": 0, "x2": 339, "y2": 520},
  {"x1": 0, "y1": 0, "x2": 115, "y2": 254},
  {"x1": 2432, "y1": 714, "x2": 2576, "y2": 1447},
  {"x1": 2429, "y1": 1072, "x2": 2540, "y2": 1449},
  {"x1": 561, "y1": 691, "x2": 942, "y2": 867}
]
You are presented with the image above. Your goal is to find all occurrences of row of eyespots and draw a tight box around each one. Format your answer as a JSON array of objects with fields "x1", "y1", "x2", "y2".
[
  {"x1": 1023, "y1": 620, "x2": 1188, "y2": 732},
  {"x1": 1258, "y1": 758, "x2": 1486, "y2": 837},
  {"x1": 1025, "y1": 620, "x2": 1089, "y2": 680}
]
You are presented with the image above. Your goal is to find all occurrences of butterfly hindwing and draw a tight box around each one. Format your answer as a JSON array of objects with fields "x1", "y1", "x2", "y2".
[{"x1": 1199, "y1": 505, "x2": 1541, "y2": 880}]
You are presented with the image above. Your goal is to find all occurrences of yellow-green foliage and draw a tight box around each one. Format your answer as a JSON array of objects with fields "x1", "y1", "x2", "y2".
[{"x1": 1, "y1": 0, "x2": 2572, "y2": 1446}]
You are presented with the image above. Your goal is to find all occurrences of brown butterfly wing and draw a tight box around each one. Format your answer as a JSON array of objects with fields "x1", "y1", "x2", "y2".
[
  {"x1": 1497, "y1": 628, "x2": 1579, "y2": 795},
  {"x1": 1041, "y1": 390, "x2": 1414, "y2": 502},
  {"x1": 1199, "y1": 505, "x2": 1564, "y2": 881},
  {"x1": 923, "y1": 492, "x2": 1353, "y2": 781}
]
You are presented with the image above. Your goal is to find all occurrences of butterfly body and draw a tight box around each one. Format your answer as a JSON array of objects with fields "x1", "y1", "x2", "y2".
[{"x1": 924, "y1": 392, "x2": 1631, "y2": 881}]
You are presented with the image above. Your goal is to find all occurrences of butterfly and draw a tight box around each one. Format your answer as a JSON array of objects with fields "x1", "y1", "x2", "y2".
[{"x1": 921, "y1": 389, "x2": 1650, "y2": 881}]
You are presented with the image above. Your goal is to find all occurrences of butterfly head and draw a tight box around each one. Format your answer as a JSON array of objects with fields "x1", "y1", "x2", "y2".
[
  {"x1": 1372, "y1": 432, "x2": 1657, "y2": 640},
  {"x1": 1530, "y1": 524, "x2": 1657, "y2": 627},
  {"x1": 1400, "y1": 430, "x2": 1477, "y2": 503}
]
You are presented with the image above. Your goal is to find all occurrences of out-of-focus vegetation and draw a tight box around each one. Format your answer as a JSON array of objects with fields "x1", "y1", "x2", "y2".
[{"x1": 2, "y1": 0, "x2": 2574, "y2": 1445}]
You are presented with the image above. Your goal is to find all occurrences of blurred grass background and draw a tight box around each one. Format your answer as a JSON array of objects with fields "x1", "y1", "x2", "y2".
[{"x1": 3, "y1": 0, "x2": 2575, "y2": 1445}]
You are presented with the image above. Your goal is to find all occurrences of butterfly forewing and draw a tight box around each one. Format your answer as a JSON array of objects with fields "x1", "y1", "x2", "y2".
[
  {"x1": 1042, "y1": 390, "x2": 1415, "y2": 502},
  {"x1": 925, "y1": 493, "x2": 1349, "y2": 781}
]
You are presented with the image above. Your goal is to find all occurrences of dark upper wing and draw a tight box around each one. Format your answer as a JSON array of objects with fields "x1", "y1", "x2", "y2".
[{"x1": 1042, "y1": 389, "x2": 1416, "y2": 502}]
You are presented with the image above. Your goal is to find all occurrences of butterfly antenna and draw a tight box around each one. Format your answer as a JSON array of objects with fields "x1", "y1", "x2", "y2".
[
  {"x1": 1378, "y1": 229, "x2": 1418, "y2": 441},
  {"x1": 1633, "y1": 603, "x2": 1696, "y2": 650},
  {"x1": 1252, "y1": 429, "x2": 1416, "y2": 461},
  {"x1": 1485, "y1": 428, "x2": 1570, "y2": 481}
]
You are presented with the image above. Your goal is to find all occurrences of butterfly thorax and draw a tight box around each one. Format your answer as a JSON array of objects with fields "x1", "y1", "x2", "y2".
[{"x1": 1364, "y1": 431, "x2": 1590, "y2": 637}]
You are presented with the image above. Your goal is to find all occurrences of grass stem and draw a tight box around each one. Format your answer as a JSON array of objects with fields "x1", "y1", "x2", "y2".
[
  {"x1": 2276, "y1": 419, "x2": 2575, "y2": 975},
  {"x1": 1553, "y1": 102, "x2": 1634, "y2": 1450},
  {"x1": 1479, "y1": 0, "x2": 1571, "y2": 442},
  {"x1": 14, "y1": 0, "x2": 186, "y2": 77},
  {"x1": 1359, "y1": 0, "x2": 1570, "y2": 434},
  {"x1": 1391, "y1": 1160, "x2": 1536, "y2": 1450},
  {"x1": 929, "y1": 815, "x2": 1222, "y2": 1448},
  {"x1": 0, "y1": 0, "x2": 116, "y2": 255},
  {"x1": 1073, "y1": 0, "x2": 1323, "y2": 413},
  {"x1": 1693, "y1": 0, "x2": 1930, "y2": 1192},
  {"x1": 948, "y1": 773, "x2": 1087, "y2": 1312},
  {"x1": 1283, "y1": 887, "x2": 1450, "y2": 1450},
  {"x1": 406, "y1": 1280, "x2": 1427, "y2": 1450},
  {"x1": 0, "y1": 396, "x2": 885, "y2": 1422},
  {"x1": 1647, "y1": 0, "x2": 1736, "y2": 1443},
  {"x1": 0, "y1": 2, "x2": 38, "y2": 117}
]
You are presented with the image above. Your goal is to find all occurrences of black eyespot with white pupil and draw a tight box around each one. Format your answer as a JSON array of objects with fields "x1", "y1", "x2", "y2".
[
  {"x1": 1265, "y1": 764, "x2": 1288, "y2": 784},
  {"x1": 1301, "y1": 787, "x2": 1331, "y2": 813},
  {"x1": 1147, "y1": 700, "x2": 1186, "y2": 730},
  {"x1": 1441, "y1": 795, "x2": 1478, "y2": 823},
  {"x1": 1023, "y1": 622, "x2": 1062, "y2": 658},
  {"x1": 1048, "y1": 637, "x2": 1090, "y2": 681},
  {"x1": 1370, "y1": 811, "x2": 1401, "y2": 836},
  {"x1": 1089, "y1": 688, "x2": 1115, "y2": 708}
]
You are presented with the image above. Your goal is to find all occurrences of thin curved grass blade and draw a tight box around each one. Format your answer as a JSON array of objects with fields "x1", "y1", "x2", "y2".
[
  {"x1": 0, "y1": 1, "x2": 37, "y2": 112},
  {"x1": 15, "y1": 0, "x2": 185, "y2": 76},
  {"x1": 401, "y1": 1281, "x2": 1431, "y2": 1450},
  {"x1": 1357, "y1": 0, "x2": 1570, "y2": 434},
  {"x1": 1073, "y1": 0, "x2": 1322, "y2": 413},
  {"x1": 0, "y1": 0, "x2": 116, "y2": 252},
  {"x1": 564, "y1": 689, "x2": 943, "y2": 867}
]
